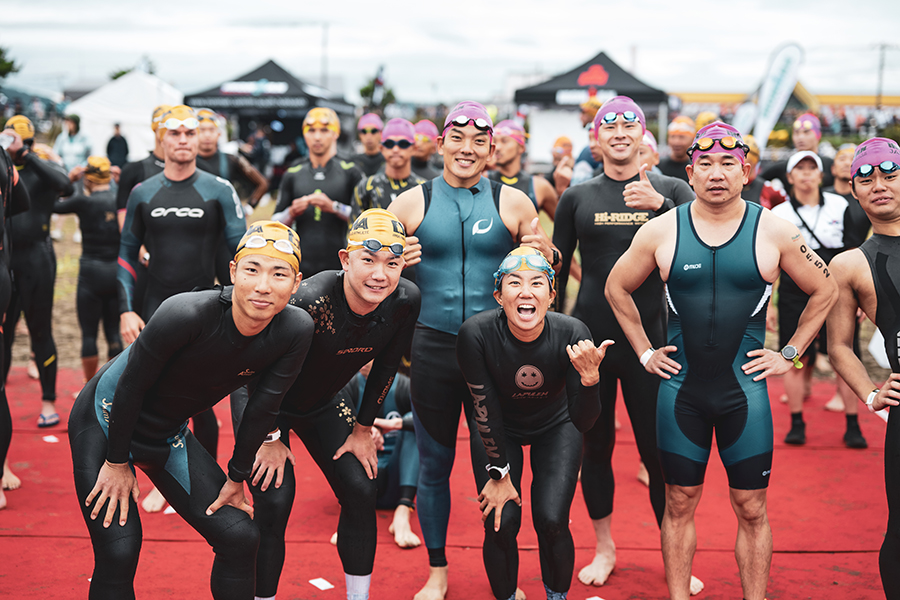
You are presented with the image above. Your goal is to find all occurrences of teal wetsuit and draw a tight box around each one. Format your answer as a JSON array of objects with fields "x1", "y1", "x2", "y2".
[{"x1": 659, "y1": 201, "x2": 774, "y2": 489}]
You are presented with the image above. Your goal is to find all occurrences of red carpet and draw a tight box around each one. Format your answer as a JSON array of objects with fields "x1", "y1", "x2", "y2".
[{"x1": 0, "y1": 366, "x2": 888, "y2": 599}]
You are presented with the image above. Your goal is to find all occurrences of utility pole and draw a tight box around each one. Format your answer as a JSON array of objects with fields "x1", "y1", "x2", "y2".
[
  {"x1": 875, "y1": 43, "x2": 899, "y2": 110},
  {"x1": 321, "y1": 23, "x2": 329, "y2": 89}
]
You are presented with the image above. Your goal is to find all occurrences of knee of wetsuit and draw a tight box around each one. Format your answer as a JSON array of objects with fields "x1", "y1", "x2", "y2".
[
  {"x1": 81, "y1": 338, "x2": 99, "y2": 359},
  {"x1": 484, "y1": 502, "x2": 522, "y2": 543},
  {"x1": 532, "y1": 507, "x2": 569, "y2": 542},
  {"x1": 250, "y1": 477, "x2": 296, "y2": 531},
  {"x1": 107, "y1": 340, "x2": 123, "y2": 359},
  {"x1": 334, "y1": 456, "x2": 378, "y2": 508},
  {"x1": 93, "y1": 531, "x2": 142, "y2": 581},
  {"x1": 210, "y1": 511, "x2": 260, "y2": 559}
]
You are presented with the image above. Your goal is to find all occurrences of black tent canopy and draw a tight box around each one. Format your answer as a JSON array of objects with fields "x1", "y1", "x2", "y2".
[{"x1": 514, "y1": 51, "x2": 667, "y2": 106}]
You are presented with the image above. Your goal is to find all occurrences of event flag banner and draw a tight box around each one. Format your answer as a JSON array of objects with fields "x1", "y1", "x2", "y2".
[{"x1": 753, "y1": 43, "x2": 803, "y2": 154}]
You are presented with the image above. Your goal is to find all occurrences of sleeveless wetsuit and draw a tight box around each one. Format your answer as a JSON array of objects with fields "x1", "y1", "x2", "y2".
[
  {"x1": 552, "y1": 171, "x2": 693, "y2": 525},
  {"x1": 245, "y1": 271, "x2": 420, "y2": 598},
  {"x1": 660, "y1": 201, "x2": 773, "y2": 489},
  {"x1": 3, "y1": 153, "x2": 73, "y2": 401},
  {"x1": 859, "y1": 234, "x2": 900, "y2": 596},
  {"x1": 457, "y1": 309, "x2": 599, "y2": 599},
  {"x1": 274, "y1": 156, "x2": 363, "y2": 276},
  {"x1": 54, "y1": 188, "x2": 122, "y2": 359},
  {"x1": 409, "y1": 175, "x2": 515, "y2": 568},
  {"x1": 488, "y1": 170, "x2": 538, "y2": 210},
  {"x1": 68, "y1": 287, "x2": 313, "y2": 600}
]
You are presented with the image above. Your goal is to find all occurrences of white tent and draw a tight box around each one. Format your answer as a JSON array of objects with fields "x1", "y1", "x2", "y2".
[{"x1": 64, "y1": 70, "x2": 183, "y2": 163}]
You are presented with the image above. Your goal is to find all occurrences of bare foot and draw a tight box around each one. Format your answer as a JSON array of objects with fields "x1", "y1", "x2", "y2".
[
  {"x1": 27, "y1": 359, "x2": 39, "y2": 380},
  {"x1": 2, "y1": 459, "x2": 21, "y2": 490},
  {"x1": 690, "y1": 575, "x2": 704, "y2": 595},
  {"x1": 636, "y1": 462, "x2": 649, "y2": 487},
  {"x1": 330, "y1": 531, "x2": 337, "y2": 545},
  {"x1": 578, "y1": 542, "x2": 616, "y2": 586},
  {"x1": 515, "y1": 587, "x2": 526, "y2": 600},
  {"x1": 388, "y1": 505, "x2": 421, "y2": 548},
  {"x1": 414, "y1": 566, "x2": 448, "y2": 600},
  {"x1": 141, "y1": 486, "x2": 167, "y2": 513},
  {"x1": 824, "y1": 395, "x2": 844, "y2": 412}
]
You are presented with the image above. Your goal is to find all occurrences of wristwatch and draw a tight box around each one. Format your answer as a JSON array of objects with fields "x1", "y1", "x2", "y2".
[
  {"x1": 866, "y1": 389, "x2": 880, "y2": 412},
  {"x1": 780, "y1": 345, "x2": 803, "y2": 369},
  {"x1": 551, "y1": 248, "x2": 561, "y2": 267},
  {"x1": 486, "y1": 463, "x2": 510, "y2": 481}
]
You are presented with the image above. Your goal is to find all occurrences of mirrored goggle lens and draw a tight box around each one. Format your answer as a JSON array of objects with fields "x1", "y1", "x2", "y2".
[
  {"x1": 360, "y1": 127, "x2": 380, "y2": 134},
  {"x1": 694, "y1": 136, "x2": 741, "y2": 152},
  {"x1": 500, "y1": 254, "x2": 551, "y2": 273},
  {"x1": 382, "y1": 139, "x2": 413, "y2": 149},
  {"x1": 448, "y1": 115, "x2": 492, "y2": 131},
  {"x1": 794, "y1": 121, "x2": 815, "y2": 131},
  {"x1": 239, "y1": 235, "x2": 296, "y2": 256},
  {"x1": 855, "y1": 161, "x2": 900, "y2": 179},
  {"x1": 161, "y1": 118, "x2": 199, "y2": 131},
  {"x1": 349, "y1": 238, "x2": 404, "y2": 256},
  {"x1": 600, "y1": 111, "x2": 638, "y2": 125}
]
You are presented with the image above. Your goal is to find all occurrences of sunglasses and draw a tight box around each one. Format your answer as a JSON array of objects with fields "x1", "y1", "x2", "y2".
[
  {"x1": 161, "y1": 117, "x2": 199, "y2": 131},
  {"x1": 494, "y1": 254, "x2": 554, "y2": 289},
  {"x1": 444, "y1": 115, "x2": 492, "y2": 133},
  {"x1": 348, "y1": 238, "x2": 404, "y2": 257},
  {"x1": 382, "y1": 139, "x2": 413, "y2": 150},
  {"x1": 360, "y1": 127, "x2": 381, "y2": 135},
  {"x1": 598, "y1": 111, "x2": 639, "y2": 125},
  {"x1": 793, "y1": 120, "x2": 817, "y2": 131},
  {"x1": 238, "y1": 235, "x2": 299, "y2": 260},
  {"x1": 854, "y1": 161, "x2": 900, "y2": 179},
  {"x1": 687, "y1": 136, "x2": 749, "y2": 158}
]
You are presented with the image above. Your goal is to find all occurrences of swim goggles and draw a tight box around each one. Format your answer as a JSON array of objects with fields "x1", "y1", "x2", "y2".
[
  {"x1": 347, "y1": 238, "x2": 405, "y2": 257},
  {"x1": 493, "y1": 254, "x2": 554, "y2": 290},
  {"x1": 238, "y1": 235, "x2": 300, "y2": 262},
  {"x1": 196, "y1": 109, "x2": 217, "y2": 123},
  {"x1": 444, "y1": 115, "x2": 492, "y2": 133},
  {"x1": 598, "y1": 111, "x2": 640, "y2": 125},
  {"x1": 382, "y1": 139, "x2": 413, "y2": 149},
  {"x1": 793, "y1": 120, "x2": 817, "y2": 131},
  {"x1": 304, "y1": 111, "x2": 339, "y2": 128},
  {"x1": 854, "y1": 161, "x2": 900, "y2": 180},
  {"x1": 360, "y1": 127, "x2": 381, "y2": 135},
  {"x1": 687, "y1": 136, "x2": 749, "y2": 158},
  {"x1": 160, "y1": 117, "x2": 199, "y2": 131}
]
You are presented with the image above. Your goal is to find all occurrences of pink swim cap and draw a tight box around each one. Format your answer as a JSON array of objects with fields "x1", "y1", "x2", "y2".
[
  {"x1": 792, "y1": 113, "x2": 821, "y2": 139},
  {"x1": 443, "y1": 101, "x2": 493, "y2": 134},
  {"x1": 494, "y1": 120, "x2": 526, "y2": 146},
  {"x1": 690, "y1": 122, "x2": 748, "y2": 165},
  {"x1": 592, "y1": 96, "x2": 646, "y2": 135},
  {"x1": 851, "y1": 137, "x2": 900, "y2": 179},
  {"x1": 381, "y1": 118, "x2": 415, "y2": 143},
  {"x1": 414, "y1": 120, "x2": 439, "y2": 141},
  {"x1": 357, "y1": 113, "x2": 384, "y2": 131}
]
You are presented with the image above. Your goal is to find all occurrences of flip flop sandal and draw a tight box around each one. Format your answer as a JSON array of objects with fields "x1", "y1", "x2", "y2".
[{"x1": 37, "y1": 413, "x2": 60, "y2": 428}]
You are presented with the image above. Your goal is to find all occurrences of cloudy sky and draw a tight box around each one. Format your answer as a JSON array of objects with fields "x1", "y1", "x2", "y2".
[{"x1": 4, "y1": 0, "x2": 899, "y2": 105}]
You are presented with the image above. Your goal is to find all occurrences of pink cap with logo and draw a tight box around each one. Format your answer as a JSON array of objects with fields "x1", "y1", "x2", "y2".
[
  {"x1": 494, "y1": 120, "x2": 526, "y2": 146},
  {"x1": 690, "y1": 122, "x2": 748, "y2": 164},
  {"x1": 381, "y1": 118, "x2": 415, "y2": 143},
  {"x1": 592, "y1": 96, "x2": 646, "y2": 135},
  {"x1": 851, "y1": 137, "x2": 900, "y2": 179}
]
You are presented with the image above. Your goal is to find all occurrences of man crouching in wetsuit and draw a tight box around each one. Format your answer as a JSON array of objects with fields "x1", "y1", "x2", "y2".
[
  {"x1": 457, "y1": 247, "x2": 613, "y2": 600},
  {"x1": 69, "y1": 221, "x2": 313, "y2": 600},
  {"x1": 245, "y1": 208, "x2": 420, "y2": 600}
]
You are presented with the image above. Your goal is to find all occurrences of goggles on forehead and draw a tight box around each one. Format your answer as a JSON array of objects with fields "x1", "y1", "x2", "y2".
[
  {"x1": 196, "y1": 111, "x2": 217, "y2": 123},
  {"x1": 444, "y1": 115, "x2": 492, "y2": 133},
  {"x1": 238, "y1": 235, "x2": 299, "y2": 261},
  {"x1": 854, "y1": 160, "x2": 900, "y2": 179},
  {"x1": 382, "y1": 139, "x2": 413, "y2": 149},
  {"x1": 304, "y1": 114, "x2": 338, "y2": 128},
  {"x1": 598, "y1": 111, "x2": 639, "y2": 125},
  {"x1": 493, "y1": 254, "x2": 554, "y2": 290},
  {"x1": 687, "y1": 136, "x2": 749, "y2": 158},
  {"x1": 161, "y1": 117, "x2": 199, "y2": 131},
  {"x1": 348, "y1": 238, "x2": 404, "y2": 257},
  {"x1": 415, "y1": 133, "x2": 431, "y2": 142},
  {"x1": 793, "y1": 120, "x2": 817, "y2": 131}
]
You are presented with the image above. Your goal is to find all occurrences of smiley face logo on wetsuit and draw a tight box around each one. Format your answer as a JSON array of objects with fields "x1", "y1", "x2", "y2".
[{"x1": 515, "y1": 365, "x2": 544, "y2": 390}]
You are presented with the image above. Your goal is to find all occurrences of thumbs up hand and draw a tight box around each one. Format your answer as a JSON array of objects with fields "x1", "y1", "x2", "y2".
[{"x1": 623, "y1": 163, "x2": 665, "y2": 211}]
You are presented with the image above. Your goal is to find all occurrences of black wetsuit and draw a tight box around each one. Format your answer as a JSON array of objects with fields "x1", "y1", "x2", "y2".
[
  {"x1": 0, "y1": 151, "x2": 30, "y2": 477},
  {"x1": 658, "y1": 156, "x2": 691, "y2": 183},
  {"x1": 54, "y1": 188, "x2": 122, "y2": 359},
  {"x1": 274, "y1": 156, "x2": 363, "y2": 276},
  {"x1": 3, "y1": 153, "x2": 74, "y2": 401},
  {"x1": 487, "y1": 170, "x2": 538, "y2": 210},
  {"x1": 116, "y1": 152, "x2": 165, "y2": 212},
  {"x1": 246, "y1": 271, "x2": 420, "y2": 598},
  {"x1": 68, "y1": 287, "x2": 313, "y2": 600},
  {"x1": 553, "y1": 171, "x2": 694, "y2": 527},
  {"x1": 411, "y1": 156, "x2": 439, "y2": 181},
  {"x1": 352, "y1": 170, "x2": 427, "y2": 222},
  {"x1": 457, "y1": 309, "x2": 600, "y2": 600},
  {"x1": 859, "y1": 234, "x2": 900, "y2": 596},
  {"x1": 353, "y1": 152, "x2": 385, "y2": 177},
  {"x1": 824, "y1": 185, "x2": 872, "y2": 249}
]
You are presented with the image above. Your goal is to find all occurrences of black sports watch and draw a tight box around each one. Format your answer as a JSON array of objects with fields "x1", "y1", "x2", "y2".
[
  {"x1": 486, "y1": 463, "x2": 510, "y2": 481},
  {"x1": 551, "y1": 248, "x2": 561, "y2": 267},
  {"x1": 780, "y1": 345, "x2": 803, "y2": 369}
]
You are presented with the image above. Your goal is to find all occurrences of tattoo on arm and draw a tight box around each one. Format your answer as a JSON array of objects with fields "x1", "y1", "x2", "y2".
[
  {"x1": 791, "y1": 233, "x2": 801, "y2": 241},
  {"x1": 799, "y1": 244, "x2": 830, "y2": 278}
]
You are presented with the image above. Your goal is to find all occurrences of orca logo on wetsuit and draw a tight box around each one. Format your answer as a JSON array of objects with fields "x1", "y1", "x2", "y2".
[
  {"x1": 150, "y1": 207, "x2": 205, "y2": 219},
  {"x1": 515, "y1": 365, "x2": 544, "y2": 390},
  {"x1": 683, "y1": 263, "x2": 702, "y2": 271},
  {"x1": 472, "y1": 219, "x2": 493, "y2": 235}
]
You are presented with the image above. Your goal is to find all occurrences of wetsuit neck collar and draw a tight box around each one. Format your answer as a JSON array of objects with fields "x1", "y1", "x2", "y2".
[
  {"x1": 336, "y1": 271, "x2": 387, "y2": 326},
  {"x1": 440, "y1": 174, "x2": 486, "y2": 195},
  {"x1": 498, "y1": 307, "x2": 548, "y2": 345}
]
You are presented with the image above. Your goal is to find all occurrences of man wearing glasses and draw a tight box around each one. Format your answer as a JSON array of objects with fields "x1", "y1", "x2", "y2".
[
  {"x1": 487, "y1": 120, "x2": 559, "y2": 219},
  {"x1": 606, "y1": 122, "x2": 836, "y2": 600},
  {"x1": 551, "y1": 95, "x2": 695, "y2": 591},
  {"x1": 388, "y1": 101, "x2": 557, "y2": 600},
  {"x1": 354, "y1": 112, "x2": 386, "y2": 177},
  {"x1": 246, "y1": 209, "x2": 420, "y2": 600},
  {"x1": 352, "y1": 118, "x2": 427, "y2": 223},
  {"x1": 274, "y1": 107, "x2": 364, "y2": 276},
  {"x1": 828, "y1": 137, "x2": 900, "y2": 597}
]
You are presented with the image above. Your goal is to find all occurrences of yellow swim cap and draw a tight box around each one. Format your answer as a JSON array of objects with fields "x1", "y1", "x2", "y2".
[
  {"x1": 4, "y1": 115, "x2": 35, "y2": 140},
  {"x1": 151, "y1": 104, "x2": 173, "y2": 132},
  {"x1": 303, "y1": 107, "x2": 340, "y2": 136},
  {"x1": 157, "y1": 105, "x2": 198, "y2": 140},
  {"x1": 234, "y1": 221, "x2": 302, "y2": 273},
  {"x1": 695, "y1": 111, "x2": 718, "y2": 130},
  {"x1": 347, "y1": 208, "x2": 406, "y2": 255},
  {"x1": 85, "y1": 156, "x2": 111, "y2": 184},
  {"x1": 493, "y1": 247, "x2": 554, "y2": 290}
]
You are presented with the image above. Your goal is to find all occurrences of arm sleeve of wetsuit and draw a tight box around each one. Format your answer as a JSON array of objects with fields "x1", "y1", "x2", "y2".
[
  {"x1": 229, "y1": 310, "x2": 314, "y2": 482},
  {"x1": 395, "y1": 375, "x2": 415, "y2": 431},
  {"x1": 24, "y1": 153, "x2": 75, "y2": 197},
  {"x1": 274, "y1": 170, "x2": 294, "y2": 214},
  {"x1": 10, "y1": 169, "x2": 30, "y2": 216},
  {"x1": 53, "y1": 192, "x2": 85, "y2": 215},
  {"x1": 668, "y1": 177, "x2": 695, "y2": 207},
  {"x1": 552, "y1": 188, "x2": 578, "y2": 312},
  {"x1": 564, "y1": 322, "x2": 601, "y2": 433},
  {"x1": 357, "y1": 284, "x2": 421, "y2": 427},
  {"x1": 116, "y1": 193, "x2": 145, "y2": 314},
  {"x1": 351, "y1": 176, "x2": 371, "y2": 224},
  {"x1": 217, "y1": 180, "x2": 247, "y2": 252},
  {"x1": 456, "y1": 319, "x2": 509, "y2": 469},
  {"x1": 105, "y1": 297, "x2": 205, "y2": 463},
  {"x1": 116, "y1": 163, "x2": 139, "y2": 211}
]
